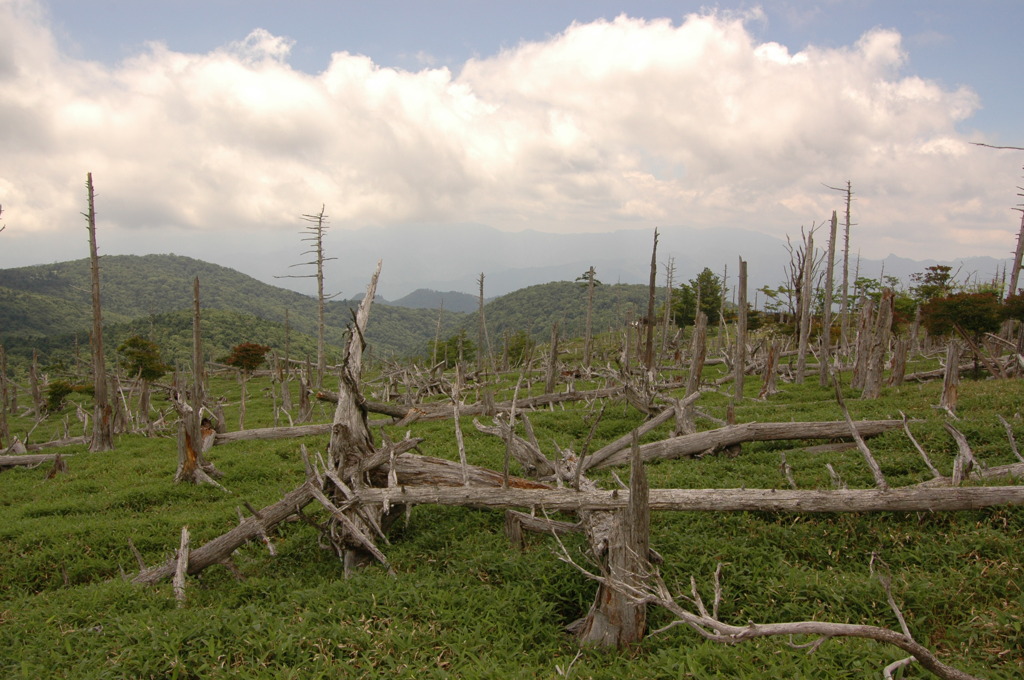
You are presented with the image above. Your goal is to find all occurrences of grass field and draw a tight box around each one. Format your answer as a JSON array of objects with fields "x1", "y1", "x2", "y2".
[{"x1": 1, "y1": 358, "x2": 1022, "y2": 679}]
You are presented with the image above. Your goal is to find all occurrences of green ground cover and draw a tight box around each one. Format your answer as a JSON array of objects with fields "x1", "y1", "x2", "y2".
[{"x1": 1, "y1": 365, "x2": 1022, "y2": 679}]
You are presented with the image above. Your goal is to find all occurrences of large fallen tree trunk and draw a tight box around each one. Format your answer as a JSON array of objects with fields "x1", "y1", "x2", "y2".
[
  {"x1": 132, "y1": 452, "x2": 551, "y2": 585},
  {"x1": 592, "y1": 419, "x2": 906, "y2": 469},
  {"x1": 350, "y1": 485, "x2": 1024, "y2": 513},
  {"x1": 213, "y1": 423, "x2": 332, "y2": 446},
  {"x1": 133, "y1": 482, "x2": 317, "y2": 585},
  {"x1": 0, "y1": 453, "x2": 74, "y2": 469},
  {"x1": 318, "y1": 386, "x2": 627, "y2": 422}
]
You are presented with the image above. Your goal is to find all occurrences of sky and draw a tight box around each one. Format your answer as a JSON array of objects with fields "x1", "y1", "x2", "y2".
[{"x1": 2, "y1": 0, "x2": 1023, "y2": 282}]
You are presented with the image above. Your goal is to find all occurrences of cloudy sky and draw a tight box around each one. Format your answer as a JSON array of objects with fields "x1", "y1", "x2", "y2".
[{"x1": 2, "y1": 0, "x2": 1023, "y2": 280}]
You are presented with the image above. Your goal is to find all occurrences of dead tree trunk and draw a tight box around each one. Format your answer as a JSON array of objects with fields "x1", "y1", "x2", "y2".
[
  {"x1": 0, "y1": 345, "x2": 9, "y2": 449},
  {"x1": 825, "y1": 181, "x2": 855, "y2": 351},
  {"x1": 1007, "y1": 205, "x2": 1024, "y2": 299},
  {"x1": 175, "y1": 278, "x2": 221, "y2": 485},
  {"x1": 477, "y1": 273, "x2": 492, "y2": 374},
  {"x1": 28, "y1": 351, "x2": 42, "y2": 418},
  {"x1": 819, "y1": 210, "x2": 838, "y2": 386},
  {"x1": 544, "y1": 323, "x2": 559, "y2": 394},
  {"x1": 734, "y1": 257, "x2": 748, "y2": 399},
  {"x1": 576, "y1": 435, "x2": 650, "y2": 647},
  {"x1": 795, "y1": 228, "x2": 815, "y2": 383},
  {"x1": 851, "y1": 296, "x2": 874, "y2": 390},
  {"x1": 583, "y1": 266, "x2": 597, "y2": 369},
  {"x1": 84, "y1": 173, "x2": 114, "y2": 452},
  {"x1": 862, "y1": 289, "x2": 894, "y2": 399},
  {"x1": 758, "y1": 340, "x2": 780, "y2": 399},
  {"x1": 680, "y1": 311, "x2": 707, "y2": 434},
  {"x1": 888, "y1": 337, "x2": 909, "y2": 387},
  {"x1": 276, "y1": 206, "x2": 335, "y2": 389},
  {"x1": 594, "y1": 419, "x2": 906, "y2": 469},
  {"x1": 939, "y1": 340, "x2": 961, "y2": 415},
  {"x1": 643, "y1": 229, "x2": 658, "y2": 371}
]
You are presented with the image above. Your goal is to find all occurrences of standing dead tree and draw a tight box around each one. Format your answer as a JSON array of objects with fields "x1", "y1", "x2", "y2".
[
  {"x1": 787, "y1": 225, "x2": 819, "y2": 383},
  {"x1": 276, "y1": 205, "x2": 337, "y2": 389},
  {"x1": 819, "y1": 211, "x2": 839, "y2": 386},
  {"x1": 825, "y1": 181, "x2": 856, "y2": 350},
  {"x1": 734, "y1": 257, "x2": 748, "y2": 399},
  {"x1": 643, "y1": 229, "x2": 659, "y2": 371},
  {"x1": 174, "y1": 277, "x2": 222, "y2": 486},
  {"x1": 84, "y1": 173, "x2": 114, "y2": 452},
  {"x1": 578, "y1": 267, "x2": 599, "y2": 370}
]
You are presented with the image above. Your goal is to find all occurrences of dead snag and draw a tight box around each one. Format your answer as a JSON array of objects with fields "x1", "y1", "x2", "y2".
[
  {"x1": 84, "y1": 173, "x2": 114, "y2": 452},
  {"x1": 574, "y1": 433, "x2": 651, "y2": 647},
  {"x1": 174, "y1": 277, "x2": 223, "y2": 487},
  {"x1": 939, "y1": 341, "x2": 961, "y2": 416},
  {"x1": 862, "y1": 289, "x2": 894, "y2": 399}
]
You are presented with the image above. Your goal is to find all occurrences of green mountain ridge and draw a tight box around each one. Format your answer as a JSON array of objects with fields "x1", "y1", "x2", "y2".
[{"x1": 0, "y1": 254, "x2": 658, "y2": 369}]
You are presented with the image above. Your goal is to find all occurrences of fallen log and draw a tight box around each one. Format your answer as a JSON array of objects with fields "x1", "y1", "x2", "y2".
[
  {"x1": 592, "y1": 419, "x2": 907, "y2": 469},
  {"x1": 132, "y1": 453, "x2": 550, "y2": 585},
  {"x1": 352, "y1": 485, "x2": 1024, "y2": 514},
  {"x1": 133, "y1": 482, "x2": 317, "y2": 585},
  {"x1": 0, "y1": 453, "x2": 74, "y2": 469},
  {"x1": 213, "y1": 423, "x2": 332, "y2": 446},
  {"x1": 317, "y1": 386, "x2": 628, "y2": 421},
  {"x1": 24, "y1": 436, "x2": 89, "y2": 451}
]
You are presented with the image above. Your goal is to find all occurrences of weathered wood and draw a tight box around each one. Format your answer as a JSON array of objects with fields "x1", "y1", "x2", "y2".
[
  {"x1": 834, "y1": 377, "x2": 888, "y2": 490},
  {"x1": 734, "y1": 257, "x2": 747, "y2": 398},
  {"x1": 862, "y1": 289, "x2": 894, "y2": 399},
  {"x1": 134, "y1": 454, "x2": 549, "y2": 585},
  {"x1": 0, "y1": 453, "x2": 74, "y2": 469},
  {"x1": 794, "y1": 228, "x2": 814, "y2": 383},
  {"x1": 321, "y1": 386, "x2": 627, "y2": 421},
  {"x1": 592, "y1": 419, "x2": 906, "y2": 469},
  {"x1": 352, "y1": 485, "x2": 1024, "y2": 514},
  {"x1": 173, "y1": 526, "x2": 190, "y2": 604},
  {"x1": 581, "y1": 405, "x2": 678, "y2": 472},
  {"x1": 133, "y1": 482, "x2": 316, "y2": 584},
  {"x1": 24, "y1": 435, "x2": 89, "y2": 451},
  {"x1": 577, "y1": 433, "x2": 650, "y2": 647},
  {"x1": 473, "y1": 417, "x2": 556, "y2": 478},
  {"x1": 819, "y1": 211, "x2": 838, "y2": 387},
  {"x1": 213, "y1": 423, "x2": 332, "y2": 445},
  {"x1": 681, "y1": 310, "x2": 708, "y2": 434},
  {"x1": 939, "y1": 341, "x2": 960, "y2": 415},
  {"x1": 85, "y1": 173, "x2": 114, "y2": 452}
]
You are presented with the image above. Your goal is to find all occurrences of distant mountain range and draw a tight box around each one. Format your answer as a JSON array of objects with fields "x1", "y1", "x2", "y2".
[{"x1": 179, "y1": 223, "x2": 1011, "y2": 301}]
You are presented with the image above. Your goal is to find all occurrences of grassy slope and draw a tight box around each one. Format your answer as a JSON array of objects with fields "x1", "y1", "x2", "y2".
[{"x1": 0, "y1": 361, "x2": 1022, "y2": 679}]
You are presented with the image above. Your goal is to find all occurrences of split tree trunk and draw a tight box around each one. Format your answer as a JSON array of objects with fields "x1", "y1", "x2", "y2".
[
  {"x1": 576, "y1": 435, "x2": 650, "y2": 646},
  {"x1": 862, "y1": 289, "x2": 894, "y2": 399}
]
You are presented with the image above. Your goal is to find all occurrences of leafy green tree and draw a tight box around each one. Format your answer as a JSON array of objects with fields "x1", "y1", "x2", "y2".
[
  {"x1": 429, "y1": 330, "x2": 475, "y2": 369},
  {"x1": 224, "y1": 342, "x2": 271, "y2": 372},
  {"x1": 922, "y1": 292, "x2": 1001, "y2": 377},
  {"x1": 117, "y1": 336, "x2": 169, "y2": 382},
  {"x1": 910, "y1": 265, "x2": 954, "y2": 302},
  {"x1": 672, "y1": 268, "x2": 722, "y2": 327},
  {"x1": 505, "y1": 329, "x2": 535, "y2": 368}
]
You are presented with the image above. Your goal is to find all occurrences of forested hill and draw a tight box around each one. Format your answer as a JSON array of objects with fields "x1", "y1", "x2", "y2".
[
  {"x1": 0, "y1": 255, "x2": 663, "y2": 368},
  {"x1": 0, "y1": 254, "x2": 467, "y2": 362},
  {"x1": 457, "y1": 280, "x2": 659, "y2": 345}
]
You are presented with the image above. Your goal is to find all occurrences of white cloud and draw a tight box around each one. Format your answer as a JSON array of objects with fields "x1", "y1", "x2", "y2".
[{"x1": 0, "y1": 1, "x2": 1018, "y2": 266}]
